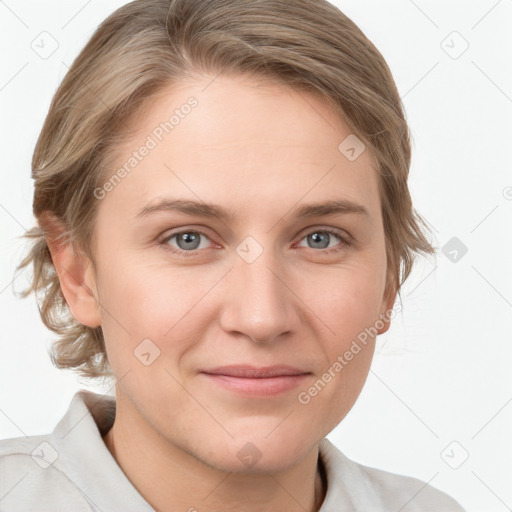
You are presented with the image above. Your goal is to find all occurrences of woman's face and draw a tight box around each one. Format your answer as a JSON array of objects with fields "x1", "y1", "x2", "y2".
[{"x1": 89, "y1": 73, "x2": 395, "y2": 472}]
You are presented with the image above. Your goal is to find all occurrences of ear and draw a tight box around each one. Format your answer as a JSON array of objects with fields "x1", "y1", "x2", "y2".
[
  {"x1": 40, "y1": 213, "x2": 101, "y2": 328},
  {"x1": 376, "y1": 275, "x2": 398, "y2": 336}
]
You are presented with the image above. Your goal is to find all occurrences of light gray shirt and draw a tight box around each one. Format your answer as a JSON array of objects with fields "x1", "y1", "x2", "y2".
[{"x1": 0, "y1": 390, "x2": 465, "y2": 511}]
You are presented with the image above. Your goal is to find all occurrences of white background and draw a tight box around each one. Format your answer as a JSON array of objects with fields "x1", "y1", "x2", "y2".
[{"x1": 1, "y1": 1, "x2": 511, "y2": 511}]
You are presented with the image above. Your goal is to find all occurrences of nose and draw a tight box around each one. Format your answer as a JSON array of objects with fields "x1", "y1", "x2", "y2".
[{"x1": 218, "y1": 246, "x2": 298, "y2": 344}]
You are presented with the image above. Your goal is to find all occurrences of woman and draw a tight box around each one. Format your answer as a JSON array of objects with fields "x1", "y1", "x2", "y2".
[{"x1": 1, "y1": 0, "x2": 465, "y2": 510}]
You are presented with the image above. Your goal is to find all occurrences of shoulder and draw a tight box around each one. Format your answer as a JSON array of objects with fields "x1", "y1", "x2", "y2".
[
  {"x1": 319, "y1": 438, "x2": 466, "y2": 511},
  {"x1": 354, "y1": 461, "x2": 466, "y2": 511},
  {"x1": 0, "y1": 434, "x2": 93, "y2": 511}
]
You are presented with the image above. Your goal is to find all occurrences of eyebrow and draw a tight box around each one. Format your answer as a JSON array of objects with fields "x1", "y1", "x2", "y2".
[
  {"x1": 136, "y1": 198, "x2": 369, "y2": 221},
  {"x1": 136, "y1": 198, "x2": 370, "y2": 222}
]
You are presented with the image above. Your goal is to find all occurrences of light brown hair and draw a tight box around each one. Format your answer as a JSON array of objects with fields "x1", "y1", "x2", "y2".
[{"x1": 15, "y1": 0, "x2": 435, "y2": 381}]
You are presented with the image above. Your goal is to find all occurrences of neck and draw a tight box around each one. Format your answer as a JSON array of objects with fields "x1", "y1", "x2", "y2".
[{"x1": 102, "y1": 394, "x2": 327, "y2": 512}]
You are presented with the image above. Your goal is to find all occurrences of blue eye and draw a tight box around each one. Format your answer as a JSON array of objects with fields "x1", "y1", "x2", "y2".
[
  {"x1": 160, "y1": 230, "x2": 212, "y2": 257},
  {"x1": 296, "y1": 228, "x2": 348, "y2": 252},
  {"x1": 159, "y1": 227, "x2": 349, "y2": 258}
]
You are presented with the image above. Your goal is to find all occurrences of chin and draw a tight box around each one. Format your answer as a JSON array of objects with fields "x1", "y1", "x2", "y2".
[{"x1": 189, "y1": 423, "x2": 319, "y2": 475}]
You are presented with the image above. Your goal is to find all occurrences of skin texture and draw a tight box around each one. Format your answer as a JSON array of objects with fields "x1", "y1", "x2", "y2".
[{"x1": 47, "y1": 73, "x2": 397, "y2": 512}]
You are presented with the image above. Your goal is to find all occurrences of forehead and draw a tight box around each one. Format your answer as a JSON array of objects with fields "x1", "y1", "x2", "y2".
[{"x1": 98, "y1": 74, "x2": 381, "y2": 224}]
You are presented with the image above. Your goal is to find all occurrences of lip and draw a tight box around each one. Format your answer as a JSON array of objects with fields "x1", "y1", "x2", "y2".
[{"x1": 200, "y1": 365, "x2": 311, "y2": 397}]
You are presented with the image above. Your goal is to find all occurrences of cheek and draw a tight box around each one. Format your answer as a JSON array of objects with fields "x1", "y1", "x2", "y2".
[
  {"x1": 96, "y1": 254, "x2": 217, "y2": 367},
  {"x1": 295, "y1": 266, "x2": 381, "y2": 425},
  {"x1": 308, "y1": 259, "x2": 386, "y2": 343},
  {"x1": 96, "y1": 252, "x2": 182, "y2": 329}
]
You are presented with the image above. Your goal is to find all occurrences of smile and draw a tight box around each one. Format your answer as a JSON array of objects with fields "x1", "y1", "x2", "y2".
[{"x1": 200, "y1": 365, "x2": 312, "y2": 397}]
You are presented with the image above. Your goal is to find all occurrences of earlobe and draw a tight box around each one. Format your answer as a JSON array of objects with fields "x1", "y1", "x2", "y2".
[
  {"x1": 377, "y1": 282, "x2": 398, "y2": 335},
  {"x1": 41, "y1": 214, "x2": 102, "y2": 328},
  {"x1": 377, "y1": 313, "x2": 392, "y2": 335}
]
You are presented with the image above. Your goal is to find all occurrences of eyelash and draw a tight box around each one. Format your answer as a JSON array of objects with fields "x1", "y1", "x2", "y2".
[{"x1": 158, "y1": 227, "x2": 351, "y2": 258}]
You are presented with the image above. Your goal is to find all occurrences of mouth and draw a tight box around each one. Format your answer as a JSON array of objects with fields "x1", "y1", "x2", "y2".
[{"x1": 200, "y1": 365, "x2": 312, "y2": 397}]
